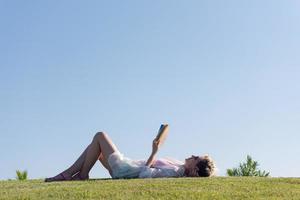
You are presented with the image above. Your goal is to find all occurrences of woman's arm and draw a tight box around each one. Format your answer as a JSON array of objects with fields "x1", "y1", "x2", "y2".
[{"x1": 145, "y1": 139, "x2": 159, "y2": 167}]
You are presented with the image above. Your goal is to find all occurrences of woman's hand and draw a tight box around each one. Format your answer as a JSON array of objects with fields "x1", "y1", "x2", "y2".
[{"x1": 152, "y1": 139, "x2": 159, "y2": 155}]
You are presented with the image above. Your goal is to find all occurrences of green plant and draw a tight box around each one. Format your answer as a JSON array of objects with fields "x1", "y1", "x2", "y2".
[
  {"x1": 227, "y1": 155, "x2": 270, "y2": 177},
  {"x1": 16, "y1": 170, "x2": 28, "y2": 181}
]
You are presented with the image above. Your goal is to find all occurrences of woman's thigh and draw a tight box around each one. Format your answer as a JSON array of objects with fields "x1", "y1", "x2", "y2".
[
  {"x1": 99, "y1": 153, "x2": 113, "y2": 176},
  {"x1": 94, "y1": 132, "x2": 119, "y2": 161}
]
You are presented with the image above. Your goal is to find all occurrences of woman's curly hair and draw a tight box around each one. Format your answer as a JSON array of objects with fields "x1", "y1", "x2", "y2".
[{"x1": 196, "y1": 155, "x2": 216, "y2": 177}]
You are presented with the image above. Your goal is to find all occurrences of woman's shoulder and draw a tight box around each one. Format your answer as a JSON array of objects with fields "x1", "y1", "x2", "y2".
[
  {"x1": 161, "y1": 157, "x2": 184, "y2": 165},
  {"x1": 152, "y1": 158, "x2": 184, "y2": 170}
]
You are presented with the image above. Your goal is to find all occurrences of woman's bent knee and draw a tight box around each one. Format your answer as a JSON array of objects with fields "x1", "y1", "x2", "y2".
[
  {"x1": 94, "y1": 132, "x2": 107, "y2": 140},
  {"x1": 94, "y1": 131, "x2": 119, "y2": 158}
]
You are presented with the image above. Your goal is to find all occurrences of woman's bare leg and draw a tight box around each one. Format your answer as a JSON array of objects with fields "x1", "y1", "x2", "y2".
[
  {"x1": 99, "y1": 153, "x2": 113, "y2": 176},
  {"x1": 45, "y1": 132, "x2": 117, "y2": 182},
  {"x1": 45, "y1": 145, "x2": 89, "y2": 182},
  {"x1": 61, "y1": 147, "x2": 89, "y2": 177},
  {"x1": 79, "y1": 132, "x2": 118, "y2": 179}
]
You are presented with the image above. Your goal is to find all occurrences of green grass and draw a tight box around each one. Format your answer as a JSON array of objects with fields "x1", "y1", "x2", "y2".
[{"x1": 1, "y1": 177, "x2": 300, "y2": 200}]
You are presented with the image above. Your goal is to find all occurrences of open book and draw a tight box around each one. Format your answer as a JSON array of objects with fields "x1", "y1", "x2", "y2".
[{"x1": 155, "y1": 124, "x2": 169, "y2": 146}]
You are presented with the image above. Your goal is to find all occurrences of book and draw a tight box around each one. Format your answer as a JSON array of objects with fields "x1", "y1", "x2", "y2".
[{"x1": 155, "y1": 124, "x2": 169, "y2": 145}]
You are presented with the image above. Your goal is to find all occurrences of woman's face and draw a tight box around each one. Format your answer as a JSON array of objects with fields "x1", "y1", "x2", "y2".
[{"x1": 184, "y1": 155, "x2": 201, "y2": 177}]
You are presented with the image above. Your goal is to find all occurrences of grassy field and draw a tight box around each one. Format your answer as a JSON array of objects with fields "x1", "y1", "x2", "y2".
[{"x1": 1, "y1": 177, "x2": 300, "y2": 200}]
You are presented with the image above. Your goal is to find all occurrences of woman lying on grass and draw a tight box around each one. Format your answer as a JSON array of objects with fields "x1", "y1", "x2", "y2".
[{"x1": 45, "y1": 125, "x2": 216, "y2": 182}]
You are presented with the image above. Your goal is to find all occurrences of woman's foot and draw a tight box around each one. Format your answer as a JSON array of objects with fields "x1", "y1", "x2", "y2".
[
  {"x1": 45, "y1": 172, "x2": 72, "y2": 182},
  {"x1": 72, "y1": 172, "x2": 89, "y2": 181}
]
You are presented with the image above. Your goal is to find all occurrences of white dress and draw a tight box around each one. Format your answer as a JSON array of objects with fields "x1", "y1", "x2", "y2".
[{"x1": 107, "y1": 151, "x2": 185, "y2": 179}]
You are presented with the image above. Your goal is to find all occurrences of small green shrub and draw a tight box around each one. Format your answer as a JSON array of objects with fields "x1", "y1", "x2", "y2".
[
  {"x1": 16, "y1": 170, "x2": 28, "y2": 181},
  {"x1": 227, "y1": 155, "x2": 270, "y2": 177}
]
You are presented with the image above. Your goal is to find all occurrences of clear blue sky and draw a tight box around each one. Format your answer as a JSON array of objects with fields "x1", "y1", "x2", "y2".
[{"x1": 1, "y1": 0, "x2": 300, "y2": 180}]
